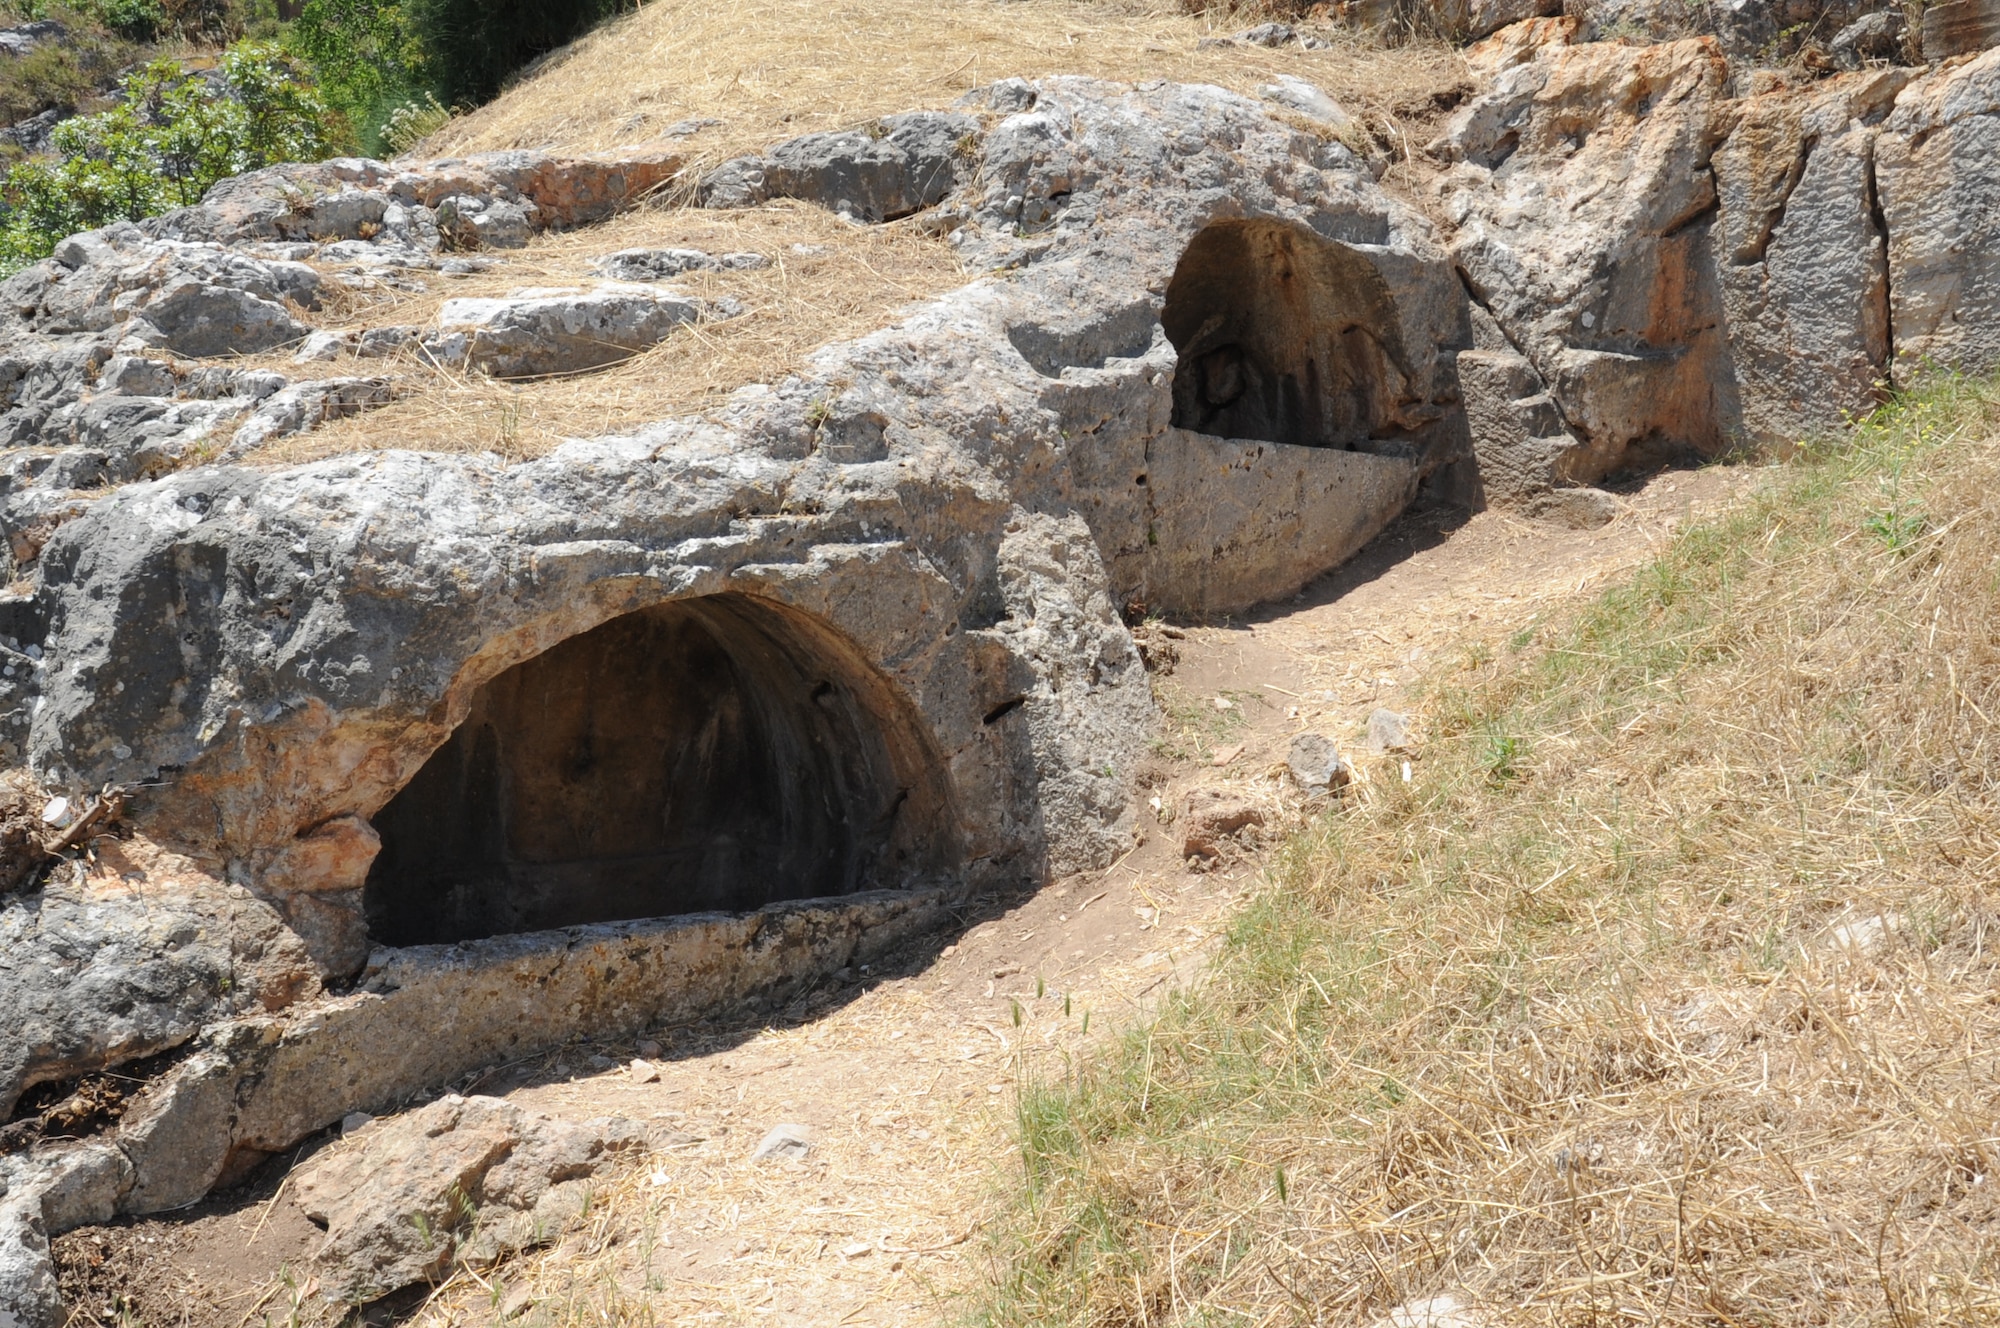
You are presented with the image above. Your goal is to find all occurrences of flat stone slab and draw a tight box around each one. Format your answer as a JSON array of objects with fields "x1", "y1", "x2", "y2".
[{"x1": 432, "y1": 283, "x2": 714, "y2": 377}]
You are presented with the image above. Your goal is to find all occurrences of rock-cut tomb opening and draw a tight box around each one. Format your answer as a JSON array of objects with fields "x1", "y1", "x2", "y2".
[
  {"x1": 363, "y1": 593, "x2": 961, "y2": 947},
  {"x1": 1163, "y1": 218, "x2": 1412, "y2": 451}
]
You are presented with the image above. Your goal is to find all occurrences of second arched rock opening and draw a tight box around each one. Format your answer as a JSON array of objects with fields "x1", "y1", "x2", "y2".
[{"x1": 1163, "y1": 218, "x2": 1418, "y2": 452}]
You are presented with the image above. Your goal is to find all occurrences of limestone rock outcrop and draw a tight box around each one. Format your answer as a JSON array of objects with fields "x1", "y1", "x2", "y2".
[
  {"x1": 1439, "y1": 32, "x2": 1740, "y2": 478},
  {"x1": 700, "y1": 111, "x2": 979, "y2": 221},
  {"x1": 0, "y1": 148, "x2": 687, "y2": 587},
  {"x1": 291, "y1": 1095, "x2": 648, "y2": 1305},
  {"x1": 9, "y1": 28, "x2": 2000, "y2": 1320},
  {"x1": 1877, "y1": 47, "x2": 2000, "y2": 376},
  {"x1": 1437, "y1": 23, "x2": 2000, "y2": 489},
  {"x1": 0, "y1": 83, "x2": 1477, "y2": 1323},
  {"x1": 428, "y1": 284, "x2": 720, "y2": 377},
  {"x1": 1923, "y1": 0, "x2": 2000, "y2": 59}
]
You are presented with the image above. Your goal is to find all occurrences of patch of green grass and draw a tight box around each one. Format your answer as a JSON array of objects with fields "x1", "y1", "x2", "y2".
[{"x1": 1148, "y1": 682, "x2": 1258, "y2": 764}]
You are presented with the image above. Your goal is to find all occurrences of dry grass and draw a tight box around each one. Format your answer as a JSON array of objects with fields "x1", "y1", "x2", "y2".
[
  {"x1": 245, "y1": 200, "x2": 965, "y2": 464},
  {"x1": 978, "y1": 373, "x2": 2000, "y2": 1326},
  {"x1": 418, "y1": 0, "x2": 1465, "y2": 169}
]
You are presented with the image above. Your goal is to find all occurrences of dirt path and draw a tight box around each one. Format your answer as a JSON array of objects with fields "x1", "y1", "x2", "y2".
[{"x1": 52, "y1": 464, "x2": 1760, "y2": 1328}]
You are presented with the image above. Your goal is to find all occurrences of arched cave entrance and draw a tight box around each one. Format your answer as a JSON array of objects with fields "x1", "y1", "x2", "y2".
[
  {"x1": 363, "y1": 594, "x2": 961, "y2": 947},
  {"x1": 1163, "y1": 219, "x2": 1415, "y2": 451}
]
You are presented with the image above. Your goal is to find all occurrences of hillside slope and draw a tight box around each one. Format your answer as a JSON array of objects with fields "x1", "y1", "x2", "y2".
[
  {"x1": 417, "y1": 0, "x2": 1462, "y2": 166},
  {"x1": 981, "y1": 375, "x2": 2000, "y2": 1326}
]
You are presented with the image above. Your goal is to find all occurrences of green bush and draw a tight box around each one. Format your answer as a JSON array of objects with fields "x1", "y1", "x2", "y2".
[
  {"x1": 91, "y1": 0, "x2": 166, "y2": 39},
  {"x1": 0, "y1": 0, "x2": 165, "y2": 39},
  {"x1": 378, "y1": 88, "x2": 447, "y2": 153},
  {"x1": 0, "y1": 0, "x2": 284, "y2": 40},
  {"x1": 290, "y1": 0, "x2": 630, "y2": 151},
  {"x1": 401, "y1": 0, "x2": 626, "y2": 109},
  {"x1": 289, "y1": 0, "x2": 423, "y2": 154},
  {"x1": 0, "y1": 41, "x2": 339, "y2": 271}
]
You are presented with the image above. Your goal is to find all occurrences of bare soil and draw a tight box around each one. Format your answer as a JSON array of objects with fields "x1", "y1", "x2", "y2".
[{"x1": 50, "y1": 459, "x2": 1764, "y2": 1328}]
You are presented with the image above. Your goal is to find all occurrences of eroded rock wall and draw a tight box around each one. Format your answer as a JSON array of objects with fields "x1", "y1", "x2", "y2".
[
  {"x1": 9, "y1": 37, "x2": 2000, "y2": 1314},
  {"x1": 1439, "y1": 27, "x2": 2000, "y2": 494},
  {"x1": 0, "y1": 82, "x2": 1474, "y2": 1295}
]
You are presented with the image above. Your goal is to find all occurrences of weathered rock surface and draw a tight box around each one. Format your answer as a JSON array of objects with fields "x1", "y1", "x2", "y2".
[
  {"x1": 752, "y1": 1123, "x2": 814, "y2": 1161},
  {"x1": 0, "y1": 885, "x2": 950, "y2": 1321},
  {"x1": 435, "y1": 194, "x2": 537, "y2": 249},
  {"x1": 225, "y1": 377, "x2": 396, "y2": 455},
  {"x1": 700, "y1": 112, "x2": 979, "y2": 220},
  {"x1": 290, "y1": 1095, "x2": 646, "y2": 1305},
  {"x1": 592, "y1": 247, "x2": 770, "y2": 280},
  {"x1": 10, "y1": 32, "x2": 2000, "y2": 1318},
  {"x1": 1211, "y1": 22, "x2": 1333, "y2": 49},
  {"x1": 1565, "y1": 0, "x2": 1904, "y2": 60},
  {"x1": 0, "y1": 96, "x2": 1471, "y2": 1286},
  {"x1": 1436, "y1": 23, "x2": 2000, "y2": 475},
  {"x1": 1433, "y1": 0, "x2": 1562, "y2": 42},
  {"x1": 1287, "y1": 732, "x2": 1349, "y2": 791},
  {"x1": 1181, "y1": 788, "x2": 1266, "y2": 861},
  {"x1": 1832, "y1": 9, "x2": 1908, "y2": 66},
  {"x1": 1, "y1": 223, "x2": 320, "y2": 349},
  {"x1": 0, "y1": 149, "x2": 687, "y2": 587},
  {"x1": 15, "y1": 76, "x2": 1459, "y2": 960},
  {"x1": 0, "y1": 107, "x2": 70, "y2": 155},
  {"x1": 0, "y1": 843, "x2": 319, "y2": 1121},
  {"x1": 146, "y1": 149, "x2": 683, "y2": 248},
  {"x1": 0, "y1": 20, "x2": 65, "y2": 57},
  {"x1": 1710, "y1": 69, "x2": 1904, "y2": 445},
  {"x1": 1923, "y1": 0, "x2": 2000, "y2": 59},
  {"x1": 430, "y1": 284, "x2": 715, "y2": 377},
  {"x1": 0, "y1": 1188, "x2": 61, "y2": 1328},
  {"x1": 1877, "y1": 47, "x2": 2000, "y2": 376},
  {"x1": 1438, "y1": 32, "x2": 1741, "y2": 473},
  {"x1": 1367, "y1": 707, "x2": 1411, "y2": 753}
]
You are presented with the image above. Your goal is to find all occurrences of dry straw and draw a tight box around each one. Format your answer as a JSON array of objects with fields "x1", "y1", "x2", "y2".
[
  {"x1": 418, "y1": 0, "x2": 1463, "y2": 168},
  {"x1": 248, "y1": 200, "x2": 966, "y2": 464}
]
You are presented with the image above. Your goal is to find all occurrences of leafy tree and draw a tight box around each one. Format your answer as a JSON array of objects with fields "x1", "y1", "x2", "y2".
[
  {"x1": 0, "y1": 42, "x2": 339, "y2": 271},
  {"x1": 401, "y1": 0, "x2": 626, "y2": 109},
  {"x1": 289, "y1": 0, "x2": 424, "y2": 153},
  {"x1": 290, "y1": 0, "x2": 631, "y2": 150}
]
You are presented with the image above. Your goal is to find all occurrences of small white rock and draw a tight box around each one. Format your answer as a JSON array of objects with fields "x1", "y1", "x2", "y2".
[
  {"x1": 1371, "y1": 1294, "x2": 1489, "y2": 1328},
  {"x1": 1367, "y1": 707, "x2": 1410, "y2": 753},
  {"x1": 751, "y1": 1123, "x2": 813, "y2": 1161}
]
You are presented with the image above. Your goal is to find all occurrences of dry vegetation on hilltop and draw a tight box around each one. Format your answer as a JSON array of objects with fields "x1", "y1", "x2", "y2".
[
  {"x1": 247, "y1": 0, "x2": 1465, "y2": 464},
  {"x1": 416, "y1": 0, "x2": 1464, "y2": 168},
  {"x1": 223, "y1": 0, "x2": 1472, "y2": 466},
  {"x1": 979, "y1": 375, "x2": 2000, "y2": 1326}
]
